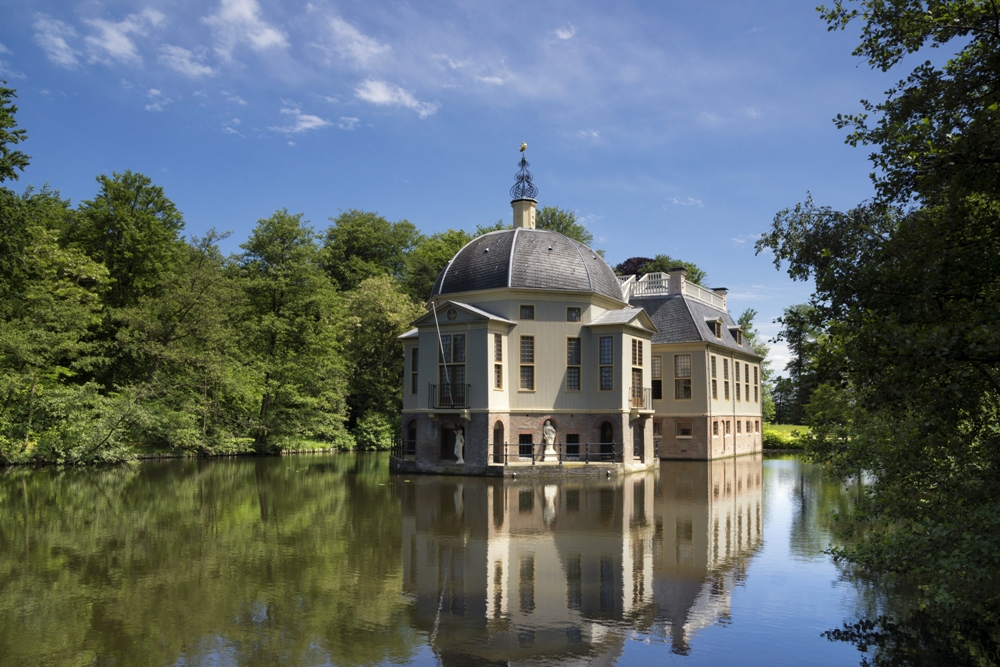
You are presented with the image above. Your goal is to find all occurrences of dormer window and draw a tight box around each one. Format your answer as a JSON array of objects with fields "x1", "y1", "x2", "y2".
[
  {"x1": 708, "y1": 318, "x2": 723, "y2": 339},
  {"x1": 729, "y1": 326, "x2": 743, "y2": 346}
]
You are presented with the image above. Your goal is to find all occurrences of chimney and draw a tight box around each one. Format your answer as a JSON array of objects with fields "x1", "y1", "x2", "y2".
[
  {"x1": 668, "y1": 266, "x2": 687, "y2": 294},
  {"x1": 512, "y1": 198, "x2": 537, "y2": 229},
  {"x1": 712, "y1": 287, "x2": 728, "y2": 308}
]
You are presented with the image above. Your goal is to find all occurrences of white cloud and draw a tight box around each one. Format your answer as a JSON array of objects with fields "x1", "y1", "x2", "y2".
[
  {"x1": 84, "y1": 9, "x2": 165, "y2": 66},
  {"x1": 288, "y1": 141, "x2": 296, "y2": 146},
  {"x1": 204, "y1": 0, "x2": 288, "y2": 60},
  {"x1": 476, "y1": 75, "x2": 504, "y2": 85},
  {"x1": 269, "y1": 107, "x2": 331, "y2": 133},
  {"x1": 224, "y1": 92, "x2": 248, "y2": 105},
  {"x1": 577, "y1": 129, "x2": 599, "y2": 139},
  {"x1": 223, "y1": 126, "x2": 240, "y2": 134},
  {"x1": 337, "y1": 116, "x2": 359, "y2": 130},
  {"x1": 232, "y1": 117, "x2": 241, "y2": 125},
  {"x1": 328, "y1": 17, "x2": 389, "y2": 67},
  {"x1": 697, "y1": 111, "x2": 724, "y2": 125},
  {"x1": 33, "y1": 15, "x2": 80, "y2": 67},
  {"x1": 0, "y1": 43, "x2": 10, "y2": 55},
  {"x1": 553, "y1": 24, "x2": 578, "y2": 40},
  {"x1": 669, "y1": 197, "x2": 704, "y2": 207},
  {"x1": 145, "y1": 87, "x2": 173, "y2": 111},
  {"x1": 160, "y1": 45, "x2": 215, "y2": 77},
  {"x1": 432, "y1": 54, "x2": 473, "y2": 70},
  {"x1": 355, "y1": 79, "x2": 438, "y2": 118}
]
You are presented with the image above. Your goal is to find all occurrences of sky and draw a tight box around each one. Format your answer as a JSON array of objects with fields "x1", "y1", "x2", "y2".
[{"x1": 0, "y1": 0, "x2": 895, "y2": 372}]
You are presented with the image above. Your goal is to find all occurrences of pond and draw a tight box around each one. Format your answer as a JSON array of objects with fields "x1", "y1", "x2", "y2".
[{"x1": 0, "y1": 453, "x2": 873, "y2": 666}]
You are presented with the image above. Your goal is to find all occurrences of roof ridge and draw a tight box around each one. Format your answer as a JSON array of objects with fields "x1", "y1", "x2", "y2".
[
  {"x1": 507, "y1": 227, "x2": 520, "y2": 289},
  {"x1": 569, "y1": 237, "x2": 593, "y2": 292}
]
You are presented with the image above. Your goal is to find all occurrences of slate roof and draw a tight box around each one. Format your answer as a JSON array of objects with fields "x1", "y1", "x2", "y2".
[
  {"x1": 630, "y1": 293, "x2": 759, "y2": 357},
  {"x1": 585, "y1": 307, "x2": 655, "y2": 330},
  {"x1": 431, "y1": 229, "x2": 624, "y2": 303}
]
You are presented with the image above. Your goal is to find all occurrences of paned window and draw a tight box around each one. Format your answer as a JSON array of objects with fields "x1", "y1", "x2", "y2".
[
  {"x1": 567, "y1": 307, "x2": 581, "y2": 322},
  {"x1": 494, "y1": 333, "x2": 503, "y2": 390},
  {"x1": 520, "y1": 304, "x2": 535, "y2": 320},
  {"x1": 676, "y1": 420, "x2": 693, "y2": 437},
  {"x1": 653, "y1": 421, "x2": 663, "y2": 436},
  {"x1": 723, "y1": 358, "x2": 730, "y2": 400},
  {"x1": 712, "y1": 421, "x2": 719, "y2": 437},
  {"x1": 520, "y1": 336, "x2": 534, "y2": 390},
  {"x1": 599, "y1": 336, "x2": 613, "y2": 391},
  {"x1": 438, "y1": 335, "x2": 466, "y2": 404},
  {"x1": 651, "y1": 355, "x2": 663, "y2": 400},
  {"x1": 737, "y1": 420, "x2": 742, "y2": 434},
  {"x1": 410, "y1": 347, "x2": 419, "y2": 395},
  {"x1": 566, "y1": 337, "x2": 581, "y2": 391},
  {"x1": 674, "y1": 354, "x2": 692, "y2": 400},
  {"x1": 725, "y1": 420, "x2": 731, "y2": 435},
  {"x1": 712, "y1": 320, "x2": 722, "y2": 338},
  {"x1": 631, "y1": 339, "x2": 643, "y2": 366},
  {"x1": 711, "y1": 355, "x2": 718, "y2": 399},
  {"x1": 495, "y1": 363, "x2": 503, "y2": 390},
  {"x1": 755, "y1": 420, "x2": 760, "y2": 433},
  {"x1": 736, "y1": 382, "x2": 741, "y2": 402}
]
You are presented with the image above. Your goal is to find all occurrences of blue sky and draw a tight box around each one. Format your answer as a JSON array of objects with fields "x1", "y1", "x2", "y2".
[{"x1": 0, "y1": 0, "x2": 893, "y2": 371}]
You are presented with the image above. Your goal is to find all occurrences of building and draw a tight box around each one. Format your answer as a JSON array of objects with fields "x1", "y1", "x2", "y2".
[{"x1": 393, "y1": 154, "x2": 761, "y2": 476}]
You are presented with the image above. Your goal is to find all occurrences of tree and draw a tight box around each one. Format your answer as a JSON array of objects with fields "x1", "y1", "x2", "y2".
[
  {"x1": 615, "y1": 255, "x2": 707, "y2": 285},
  {"x1": 614, "y1": 257, "x2": 654, "y2": 276},
  {"x1": 535, "y1": 206, "x2": 593, "y2": 246},
  {"x1": 0, "y1": 81, "x2": 29, "y2": 184},
  {"x1": 738, "y1": 308, "x2": 775, "y2": 421},
  {"x1": 240, "y1": 210, "x2": 352, "y2": 450},
  {"x1": 320, "y1": 210, "x2": 419, "y2": 291},
  {"x1": 401, "y1": 228, "x2": 473, "y2": 301},
  {"x1": 772, "y1": 304, "x2": 820, "y2": 424}
]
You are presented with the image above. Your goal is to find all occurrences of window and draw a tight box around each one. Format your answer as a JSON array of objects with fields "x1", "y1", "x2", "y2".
[
  {"x1": 713, "y1": 420, "x2": 719, "y2": 437},
  {"x1": 674, "y1": 354, "x2": 692, "y2": 400},
  {"x1": 566, "y1": 434, "x2": 580, "y2": 458},
  {"x1": 520, "y1": 336, "x2": 534, "y2": 390},
  {"x1": 438, "y1": 335, "x2": 466, "y2": 404},
  {"x1": 520, "y1": 304, "x2": 535, "y2": 320},
  {"x1": 725, "y1": 420, "x2": 731, "y2": 435},
  {"x1": 737, "y1": 420, "x2": 742, "y2": 434},
  {"x1": 754, "y1": 386, "x2": 759, "y2": 403},
  {"x1": 410, "y1": 347, "x2": 419, "y2": 395},
  {"x1": 745, "y1": 363, "x2": 750, "y2": 384},
  {"x1": 755, "y1": 420, "x2": 760, "y2": 433},
  {"x1": 567, "y1": 307, "x2": 581, "y2": 322},
  {"x1": 519, "y1": 433, "x2": 533, "y2": 459},
  {"x1": 711, "y1": 355, "x2": 718, "y2": 399},
  {"x1": 736, "y1": 381, "x2": 741, "y2": 402},
  {"x1": 651, "y1": 355, "x2": 662, "y2": 400},
  {"x1": 712, "y1": 320, "x2": 722, "y2": 338},
  {"x1": 631, "y1": 339, "x2": 643, "y2": 366},
  {"x1": 494, "y1": 334, "x2": 503, "y2": 390},
  {"x1": 653, "y1": 420, "x2": 663, "y2": 436},
  {"x1": 723, "y1": 359, "x2": 730, "y2": 400},
  {"x1": 676, "y1": 420, "x2": 693, "y2": 437},
  {"x1": 566, "y1": 337, "x2": 581, "y2": 391},
  {"x1": 599, "y1": 336, "x2": 613, "y2": 391},
  {"x1": 754, "y1": 365, "x2": 759, "y2": 385}
]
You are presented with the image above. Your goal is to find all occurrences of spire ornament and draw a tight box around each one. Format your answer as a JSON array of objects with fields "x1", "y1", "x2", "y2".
[{"x1": 510, "y1": 147, "x2": 538, "y2": 201}]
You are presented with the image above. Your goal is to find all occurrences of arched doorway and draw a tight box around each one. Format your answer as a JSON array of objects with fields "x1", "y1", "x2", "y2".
[
  {"x1": 493, "y1": 421, "x2": 504, "y2": 464},
  {"x1": 599, "y1": 421, "x2": 614, "y2": 461},
  {"x1": 440, "y1": 422, "x2": 459, "y2": 461}
]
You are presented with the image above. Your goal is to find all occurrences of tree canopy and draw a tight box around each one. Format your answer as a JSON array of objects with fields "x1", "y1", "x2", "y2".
[
  {"x1": 535, "y1": 206, "x2": 593, "y2": 246},
  {"x1": 614, "y1": 255, "x2": 707, "y2": 285}
]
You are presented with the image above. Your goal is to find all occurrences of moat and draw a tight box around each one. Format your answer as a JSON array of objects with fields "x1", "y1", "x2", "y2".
[{"x1": 0, "y1": 453, "x2": 872, "y2": 666}]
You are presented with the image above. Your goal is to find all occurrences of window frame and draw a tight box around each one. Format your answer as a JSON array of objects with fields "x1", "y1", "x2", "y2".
[
  {"x1": 566, "y1": 337, "x2": 582, "y2": 392},
  {"x1": 651, "y1": 354, "x2": 663, "y2": 400},
  {"x1": 410, "y1": 346, "x2": 419, "y2": 395},
  {"x1": 599, "y1": 336, "x2": 614, "y2": 391},
  {"x1": 519, "y1": 335, "x2": 535, "y2": 391},
  {"x1": 566, "y1": 306, "x2": 581, "y2": 322},
  {"x1": 519, "y1": 304, "x2": 535, "y2": 320},
  {"x1": 673, "y1": 353, "x2": 692, "y2": 401},
  {"x1": 494, "y1": 333, "x2": 503, "y2": 391}
]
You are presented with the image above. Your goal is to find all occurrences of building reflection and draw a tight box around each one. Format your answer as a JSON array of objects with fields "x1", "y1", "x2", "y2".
[{"x1": 398, "y1": 456, "x2": 763, "y2": 664}]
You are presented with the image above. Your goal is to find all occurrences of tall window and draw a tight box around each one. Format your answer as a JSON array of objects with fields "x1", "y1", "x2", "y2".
[
  {"x1": 494, "y1": 334, "x2": 503, "y2": 390},
  {"x1": 599, "y1": 336, "x2": 613, "y2": 391},
  {"x1": 566, "y1": 337, "x2": 581, "y2": 391},
  {"x1": 410, "y1": 347, "x2": 419, "y2": 394},
  {"x1": 651, "y1": 355, "x2": 663, "y2": 400},
  {"x1": 745, "y1": 363, "x2": 751, "y2": 404},
  {"x1": 567, "y1": 307, "x2": 581, "y2": 322},
  {"x1": 674, "y1": 354, "x2": 692, "y2": 400},
  {"x1": 754, "y1": 365, "x2": 759, "y2": 403},
  {"x1": 438, "y1": 335, "x2": 466, "y2": 404},
  {"x1": 711, "y1": 355, "x2": 718, "y2": 400},
  {"x1": 631, "y1": 339, "x2": 643, "y2": 407},
  {"x1": 735, "y1": 362, "x2": 741, "y2": 403},
  {"x1": 520, "y1": 304, "x2": 535, "y2": 320},
  {"x1": 713, "y1": 420, "x2": 719, "y2": 437},
  {"x1": 723, "y1": 359, "x2": 730, "y2": 400},
  {"x1": 520, "y1": 336, "x2": 535, "y2": 390}
]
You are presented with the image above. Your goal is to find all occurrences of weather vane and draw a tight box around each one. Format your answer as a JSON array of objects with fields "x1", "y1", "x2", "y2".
[{"x1": 510, "y1": 141, "x2": 537, "y2": 200}]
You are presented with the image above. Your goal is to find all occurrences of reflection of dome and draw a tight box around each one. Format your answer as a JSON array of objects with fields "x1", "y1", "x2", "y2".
[{"x1": 430, "y1": 229, "x2": 624, "y2": 303}]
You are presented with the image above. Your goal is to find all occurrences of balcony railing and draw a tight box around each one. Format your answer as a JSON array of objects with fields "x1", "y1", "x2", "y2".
[
  {"x1": 489, "y1": 442, "x2": 622, "y2": 465},
  {"x1": 428, "y1": 383, "x2": 470, "y2": 409},
  {"x1": 630, "y1": 386, "x2": 652, "y2": 410}
]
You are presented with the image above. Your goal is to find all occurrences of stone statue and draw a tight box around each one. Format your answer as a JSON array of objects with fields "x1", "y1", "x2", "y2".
[
  {"x1": 542, "y1": 420, "x2": 557, "y2": 461},
  {"x1": 454, "y1": 427, "x2": 465, "y2": 464}
]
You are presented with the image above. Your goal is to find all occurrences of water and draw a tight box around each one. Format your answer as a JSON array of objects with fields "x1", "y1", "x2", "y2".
[{"x1": 0, "y1": 453, "x2": 871, "y2": 666}]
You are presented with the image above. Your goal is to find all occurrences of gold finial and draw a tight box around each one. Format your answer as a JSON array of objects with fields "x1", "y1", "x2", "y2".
[{"x1": 520, "y1": 141, "x2": 527, "y2": 152}]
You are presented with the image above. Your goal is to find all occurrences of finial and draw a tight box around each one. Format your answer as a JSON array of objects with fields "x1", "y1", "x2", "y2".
[{"x1": 510, "y1": 148, "x2": 537, "y2": 200}]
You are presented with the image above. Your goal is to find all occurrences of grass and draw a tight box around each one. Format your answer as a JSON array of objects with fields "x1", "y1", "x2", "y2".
[{"x1": 762, "y1": 423, "x2": 810, "y2": 450}]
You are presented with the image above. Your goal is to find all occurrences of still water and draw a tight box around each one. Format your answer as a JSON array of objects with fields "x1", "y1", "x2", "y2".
[{"x1": 0, "y1": 454, "x2": 869, "y2": 666}]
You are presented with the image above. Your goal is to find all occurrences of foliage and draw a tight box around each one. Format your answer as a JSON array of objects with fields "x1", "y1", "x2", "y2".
[
  {"x1": 771, "y1": 302, "x2": 821, "y2": 424},
  {"x1": 535, "y1": 205, "x2": 593, "y2": 246},
  {"x1": 353, "y1": 411, "x2": 397, "y2": 450},
  {"x1": 343, "y1": 275, "x2": 423, "y2": 427},
  {"x1": 614, "y1": 254, "x2": 707, "y2": 285},
  {"x1": 320, "y1": 209, "x2": 419, "y2": 290},
  {"x1": 762, "y1": 423, "x2": 807, "y2": 450},
  {"x1": 0, "y1": 81, "x2": 28, "y2": 183},
  {"x1": 402, "y1": 228, "x2": 472, "y2": 301}
]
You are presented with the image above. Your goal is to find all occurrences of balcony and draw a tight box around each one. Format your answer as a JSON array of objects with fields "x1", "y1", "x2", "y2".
[
  {"x1": 630, "y1": 386, "x2": 653, "y2": 412},
  {"x1": 428, "y1": 383, "x2": 470, "y2": 410}
]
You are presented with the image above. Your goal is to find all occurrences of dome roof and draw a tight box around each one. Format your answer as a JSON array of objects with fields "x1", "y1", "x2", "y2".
[{"x1": 430, "y1": 228, "x2": 624, "y2": 302}]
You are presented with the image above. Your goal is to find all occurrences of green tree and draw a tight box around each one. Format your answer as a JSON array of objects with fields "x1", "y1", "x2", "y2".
[
  {"x1": 0, "y1": 81, "x2": 29, "y2": 183},
  {"x1": 343, "y1": 275, "x2": 423, "y2": 431},
  {"x1": 240, "y1": 210, "x2": 352, "y2": 450},
  {"x1": 402, "y1": 228, "x2": 473, "y2": 301},
  {"x1": 772, "y1": 303, "x2": 820, "y2": 424},
  {"x1": 639, "y1": 255, "x2": 707, "y2": 285},
  {"x1": 320, "y1": 210, "x2": 419, "y2": 291},
  {"x1": 535, "y1": 206, "x2": 593, "y2": 246}
]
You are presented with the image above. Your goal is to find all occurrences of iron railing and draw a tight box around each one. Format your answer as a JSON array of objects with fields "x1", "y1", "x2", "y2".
[
  {"x1": 630, "y1": 386, "x2": 652, "y2": 410},
  {"x1": 428, "y1": 383, "x2": 470, "y2": 409},
  {"x1": 489, "y1": 442, "x2": 621, "y2": 465}
]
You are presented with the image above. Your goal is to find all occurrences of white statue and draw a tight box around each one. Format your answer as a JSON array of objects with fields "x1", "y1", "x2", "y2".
[
  {"x1": 542, "y1": 420, "x2": 557, "y2": 461},
  {"x1": 454, "y1": 427, "x2": 465, "y2": 464}
]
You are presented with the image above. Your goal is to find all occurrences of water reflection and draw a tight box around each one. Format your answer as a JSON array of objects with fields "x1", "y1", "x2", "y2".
[{"x1": 399, "y1": 456, "x2": 764, "y2": 663}]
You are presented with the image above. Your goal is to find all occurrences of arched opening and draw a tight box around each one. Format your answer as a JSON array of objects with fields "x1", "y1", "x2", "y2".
[
  {"x1": 440, "y1": 422, "x2": 458, "y2": 461},
  {"x1": 493, "y1": 421, "x2": 504, "y2": 464},
  {"x1": 632, "y1": 421, "x2": 644, "y2": 462},
  {"x1": 599, "y1": 421, "x2": 614, "y2": 460},
  {"x1": 406, "y1": 420, "x2": 417, "y2": 457}
]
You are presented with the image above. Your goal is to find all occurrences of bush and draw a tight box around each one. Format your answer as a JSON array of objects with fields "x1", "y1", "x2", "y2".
[
  {"x1": 762, "y1": 424, "x2": 807, "y2": 450},
  {"x1": 352, "y1": 411, "x2": 396, "y2": 451}
]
